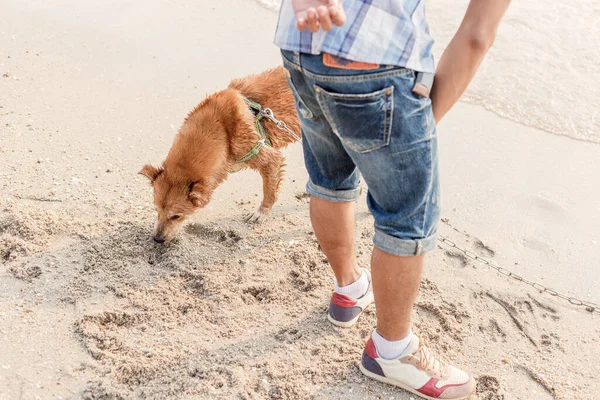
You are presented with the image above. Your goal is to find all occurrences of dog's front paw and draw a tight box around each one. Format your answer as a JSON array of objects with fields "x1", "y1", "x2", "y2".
[{"x1": 244, "y1": 208, "x2": 269, "y2": 224}]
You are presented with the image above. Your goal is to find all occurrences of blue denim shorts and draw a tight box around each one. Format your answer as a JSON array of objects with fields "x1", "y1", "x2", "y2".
[{"x1": 281, "y1": 50, "x2": 440, "y2": 257}]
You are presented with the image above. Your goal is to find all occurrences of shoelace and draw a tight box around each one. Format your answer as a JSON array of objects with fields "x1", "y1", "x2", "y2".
[{"x1": 409, "y1": 337, "x2": 448, "y2": 376}]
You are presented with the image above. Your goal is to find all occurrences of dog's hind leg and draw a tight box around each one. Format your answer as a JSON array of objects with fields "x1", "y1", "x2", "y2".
[{"x1": 244, "y1": 150, "x2": 286, "y2": 223}]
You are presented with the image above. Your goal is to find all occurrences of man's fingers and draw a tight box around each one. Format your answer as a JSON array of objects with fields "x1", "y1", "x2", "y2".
[
  {"x1": 328, "y1": 0, "x2": 346, "y2": 27},
  {"x1": 296, "y1": 11, "x2": 308, "y2": 31},
  {"x1": 329, "y1": 3, "x2": 346, "y2": 27},
  {"x1": 317, "y1": 5, "x2": 333, "y2": 31},
  {"x1": 306, "y1": 8, "x2": 320, "y2": 32},
  {"x1": 293, "y1": 0, "x2": 346, "y2": 32}
]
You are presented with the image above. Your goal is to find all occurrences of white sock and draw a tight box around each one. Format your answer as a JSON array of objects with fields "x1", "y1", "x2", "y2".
[
  {"x1": 372, "y1": 329, "x2": 413, "y2": 360},
  {"x1": 335, "y1": 269, "x2": 369, "y2": 299}
]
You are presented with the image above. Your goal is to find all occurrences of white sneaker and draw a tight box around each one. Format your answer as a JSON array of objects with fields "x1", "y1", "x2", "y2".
[{"x1": 360, "y1": 333, "x2": 475, "y2": 399}]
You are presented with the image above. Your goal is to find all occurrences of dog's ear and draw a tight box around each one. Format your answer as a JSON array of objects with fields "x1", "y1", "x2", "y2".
[
  {"x1": 138, "y1": 164, "x2": 163, "y2": 183},
  {"x1": 188, "y1": 181, "x2": 212, "y2": 208}
]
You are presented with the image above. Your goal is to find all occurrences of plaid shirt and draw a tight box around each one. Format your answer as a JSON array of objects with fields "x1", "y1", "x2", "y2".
[{"x1": 274, "y1": 0, "x2": 435, "y2": 73}]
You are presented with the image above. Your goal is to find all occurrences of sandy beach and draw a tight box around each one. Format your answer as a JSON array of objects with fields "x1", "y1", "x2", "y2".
[{"x1": 1, "y1": 0, "x2": 599, "y2": 399}]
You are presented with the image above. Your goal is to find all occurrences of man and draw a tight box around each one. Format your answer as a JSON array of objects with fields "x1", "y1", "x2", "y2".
[{"x1": 274, "y1": 0, "x2": 510, "y2": 398}]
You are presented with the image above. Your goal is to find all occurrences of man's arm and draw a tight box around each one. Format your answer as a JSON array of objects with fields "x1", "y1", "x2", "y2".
[{"x1": 430, "y1": 0, "x2": 511, "y2": 123}]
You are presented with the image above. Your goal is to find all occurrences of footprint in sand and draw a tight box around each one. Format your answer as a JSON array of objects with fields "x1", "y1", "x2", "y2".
[
  {"x1": 478, "y1": 318, "x2": 507, "y2": 343},
  {"x1": 275, "y1": 327, "x2": 303, "y2": 343},
  {"x1": 180, "y1": 271, "x2": 207, "y2": 296},
  {"x1": 485, "y1": 292, "x2": 538, "y2": 347},
  {"x1": 521, "y1": 236, "x2": 553, "y2": 252},
  {"x1": 419, "y1": 278, "x2": 440, "y2": 294},
  {"x1": 473, "y1": 238, "x2": 496, "y2": 258},
  {"x1": 414, "y1": 302, "x2": 467, "y2": 342},
  {"x1": 533, "y1": 194, "x2": 568, "y2": 221},
  {"x1": 1, "y1": 235, "x2": 33, "y2": 263},
  {"x1": 242, "y1": 285, "x2": 272, "y2": 303},
  {"x1": 8, "y1": 263, "x2": 42, "y2": 281},
  {"x1": 527, "y1": 294, "x2": 561, "y2": 321},
  {"x1": 476, "y1": 375, "x2": 504, "y2": 400},
  {"x1": 289, "y1": 270, "x2": 317, "y2": 292},
  {"x1": 185, "y1": 223, "x2": 242, "y2": 246},
  {"x1": 444, "y1": 250, "x2": 468, "y2": 268}
]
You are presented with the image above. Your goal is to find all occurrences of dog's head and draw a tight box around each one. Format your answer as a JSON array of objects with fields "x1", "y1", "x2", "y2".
[
  {"x1": 139, "y1": 88, "x2": 253, "y2": 243},
  {"x1": 139, "y1": 164, "x2": 214, "y2": 243}
]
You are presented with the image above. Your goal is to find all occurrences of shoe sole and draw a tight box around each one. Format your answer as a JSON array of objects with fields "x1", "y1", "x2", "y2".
[
  {"x1": 327, "y1": 290, "x2": 374, "y2": 328},
  {"x1": 359, "y1": 363, "x2": 474, "y2": 400}
]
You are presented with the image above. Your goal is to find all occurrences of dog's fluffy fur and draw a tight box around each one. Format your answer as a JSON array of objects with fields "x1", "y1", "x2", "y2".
[{"x1": 139, "y1": 67, "x2": 300, "y2": 242}]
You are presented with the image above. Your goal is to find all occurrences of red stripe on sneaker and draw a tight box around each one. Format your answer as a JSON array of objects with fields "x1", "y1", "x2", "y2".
[
  {"x1": 331, "y1": 293, "x2": 357, "y2": 308},
  {"x1": 418, "y1": 378, "x2": 466, "y2": 398},
  {"x1": 365, "y1": 338, "x2": 378, "y2": 359}
]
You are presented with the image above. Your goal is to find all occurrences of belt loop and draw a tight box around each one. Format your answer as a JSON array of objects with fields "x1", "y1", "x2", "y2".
[
  {"x1": 415, "y1": 240, "x2": 423, "y2": 256},
  {"x1": 293, "y1": 51, "x2": 301, "y2": 65}
]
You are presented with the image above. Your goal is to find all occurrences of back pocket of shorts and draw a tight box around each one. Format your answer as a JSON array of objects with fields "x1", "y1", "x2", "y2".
[{"x1": 315, "y1": 85, "x2": 393, "y2": 153}]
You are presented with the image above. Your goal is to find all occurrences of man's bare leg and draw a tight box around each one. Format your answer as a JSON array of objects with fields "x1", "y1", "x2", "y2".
[
  {"x1": 371, "y1": 249, "x2": 424, "y2": 341},
  {"x1": 309, "y1": 196, "x2": 361, "y2": 287}
]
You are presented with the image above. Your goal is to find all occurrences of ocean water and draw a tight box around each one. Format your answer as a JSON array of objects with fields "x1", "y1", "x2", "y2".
[{"x1": 254, "y1": 0, "x2": 600, "y2": 144}]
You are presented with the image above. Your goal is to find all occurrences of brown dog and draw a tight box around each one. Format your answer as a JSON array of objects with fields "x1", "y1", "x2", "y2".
[{"x1": 139, "y1": 67, "x2": 301, "y2": 243}]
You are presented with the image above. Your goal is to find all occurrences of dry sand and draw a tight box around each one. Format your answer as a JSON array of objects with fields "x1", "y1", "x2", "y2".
[{"x1": 1, "y1": 1, "x2": 600, "y2": 399}]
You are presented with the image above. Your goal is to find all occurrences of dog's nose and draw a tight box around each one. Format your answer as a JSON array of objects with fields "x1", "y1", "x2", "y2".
[{"x1": 153, "y1": 236, "x2": 165, "y2": 244}]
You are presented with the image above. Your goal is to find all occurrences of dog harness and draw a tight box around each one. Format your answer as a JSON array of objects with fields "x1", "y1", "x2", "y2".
[
  {"x1": 237, "y1": 97, "x2": 273, "y2": 163},
  {"x1": 236, "y1": 96, "x2": 301, "y2": 164}
]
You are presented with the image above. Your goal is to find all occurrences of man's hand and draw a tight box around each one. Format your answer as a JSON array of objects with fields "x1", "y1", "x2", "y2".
[{"x1": 292, "y1": 0, "x2": 346, "y2": 32}]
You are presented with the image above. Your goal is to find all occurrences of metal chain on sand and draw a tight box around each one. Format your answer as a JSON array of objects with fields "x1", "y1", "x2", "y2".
[{"x1": 439, "y1": 219, "x2": 600, "y2": 314}]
